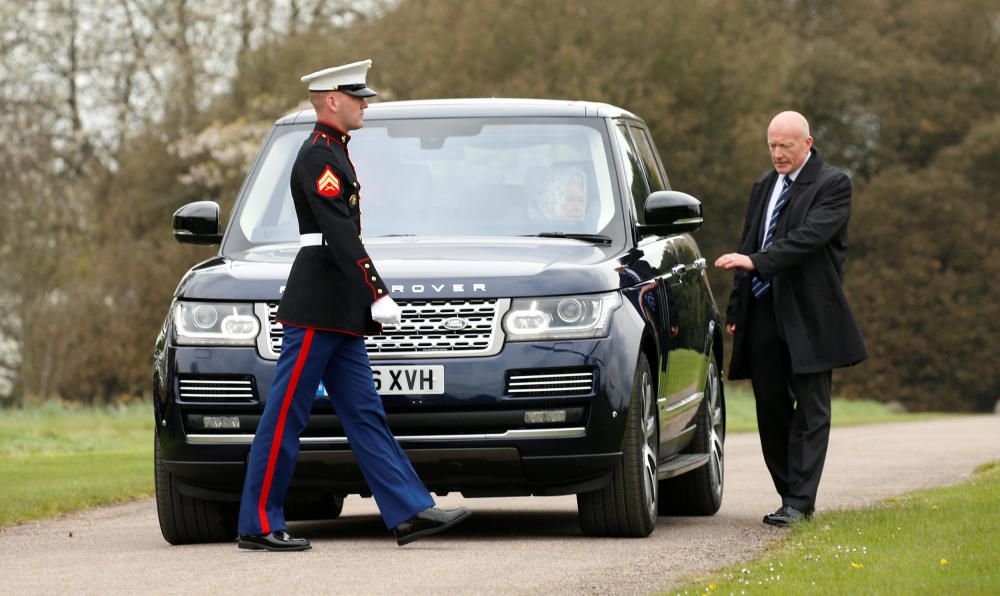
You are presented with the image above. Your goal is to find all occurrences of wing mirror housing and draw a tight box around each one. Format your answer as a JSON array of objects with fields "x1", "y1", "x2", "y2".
[
  {"x1": 173, "y1": 201, "x2": 223, "y2": 245},
  {"x1": 637, "y1": 191, "x2": 703, "y2": 237}
]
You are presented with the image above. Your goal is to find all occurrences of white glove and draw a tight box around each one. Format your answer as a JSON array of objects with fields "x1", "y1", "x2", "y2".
[{"x1": 370, "y1": 296, "x2": 402, "y2": 325}]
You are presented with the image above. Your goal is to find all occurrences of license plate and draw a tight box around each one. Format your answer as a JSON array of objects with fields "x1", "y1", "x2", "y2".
[
  {"x1": 372, "y1": 365, "x2": 444, "y2": 395},
  {"x1": 315, "y1": 365, "x2": 445, "y2": 397}
]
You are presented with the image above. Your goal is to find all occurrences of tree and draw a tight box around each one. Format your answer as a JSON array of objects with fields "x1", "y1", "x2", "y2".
[{"x1": 1, "y1": 0, "x2": 996, "y2": 410}]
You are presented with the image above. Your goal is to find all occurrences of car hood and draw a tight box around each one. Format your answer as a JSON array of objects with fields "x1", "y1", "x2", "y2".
[{"x1": 174, "y1": 237, "x2": 632, "y2": 301}]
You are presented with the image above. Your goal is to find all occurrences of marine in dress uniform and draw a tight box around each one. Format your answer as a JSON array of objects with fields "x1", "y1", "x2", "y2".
[
  {"x1": 237, "y1": 60, "x2": 470, "y2": 551},
  {"x1": 715, "y1": 111, "x2": 867, "y2": 528}
]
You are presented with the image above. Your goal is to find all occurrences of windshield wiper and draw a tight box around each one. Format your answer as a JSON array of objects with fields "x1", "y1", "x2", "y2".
[{"x1": 522, "y1": 232, "x2": 613, "y2": 244}]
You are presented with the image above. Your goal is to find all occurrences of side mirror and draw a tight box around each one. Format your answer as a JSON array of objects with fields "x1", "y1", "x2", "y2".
[
  {"x1": 173, "y1": 201, "x2": 222, "y2": 245},
  {"x1": 637, "y1": 191, "x2": 703, "y2": 237}
]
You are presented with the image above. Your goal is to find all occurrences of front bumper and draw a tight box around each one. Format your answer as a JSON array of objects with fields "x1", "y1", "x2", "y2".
[{"x1": 154, "y1": 304, "x2": 645, "y2": 499}]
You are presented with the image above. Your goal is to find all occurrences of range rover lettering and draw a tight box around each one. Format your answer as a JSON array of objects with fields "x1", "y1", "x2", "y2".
[{"x1": 154, "y1": 99, "x2": 726, "y2": 543}]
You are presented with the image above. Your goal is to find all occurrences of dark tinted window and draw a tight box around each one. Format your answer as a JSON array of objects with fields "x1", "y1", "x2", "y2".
[
  {"x1": 611, "y1": 121, "x2": 649, "y2": 224},
  {"x1": 629, "y1": 125, "x2": 669, "y2": 193}
]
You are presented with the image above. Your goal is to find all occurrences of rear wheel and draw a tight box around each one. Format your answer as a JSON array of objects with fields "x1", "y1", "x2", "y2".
[
  {"x1": 155, "y1": 435, "x2": 237, "y2": 544},
  {"x1": 577, "y1": 356, "x2": 658, "y2": 537},
  {"x1": 658, "y1": 358, "x2": 725, "y2": 515}
]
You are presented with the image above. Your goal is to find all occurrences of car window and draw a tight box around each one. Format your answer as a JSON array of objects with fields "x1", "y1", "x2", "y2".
[
  {"x1": 629, "y1": 124, "x2": 669, "y2": 193},
  {"x1": 236, "y1": 129, "x2": 301, "y2": 245},
  {"x1": 611, "y1": 121, "x2": 649, "y2": 225},
  {"x1": 227, "y1": 117, "x2": 623, "y2": 252}
]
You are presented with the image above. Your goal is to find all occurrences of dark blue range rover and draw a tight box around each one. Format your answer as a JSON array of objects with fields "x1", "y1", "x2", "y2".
[{"x1": 154, "y1": 99, "x2": 725, "y2": 543}]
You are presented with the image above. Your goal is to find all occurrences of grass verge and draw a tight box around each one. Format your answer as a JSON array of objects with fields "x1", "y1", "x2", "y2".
[
  {"x1": 1, "y1": 449, "x2": 152, "y2": 526},
  {"x1": 671, "y1": 461, "x2": 1000, "y2": 595},
  {"x1": 0, "y1": 401, "x2": 153, "y2": 526},
  {"x1": 724, "y1": 386, "x2": 949, "y2": 433}
]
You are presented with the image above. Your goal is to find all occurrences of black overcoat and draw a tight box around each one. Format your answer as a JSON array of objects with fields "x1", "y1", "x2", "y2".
[
  {"x1": 726, "y1": 148, "x2": 868, "y2": 378},
  {"x1": 276, "y1": 121, "x2": 388, "y2": 335}
]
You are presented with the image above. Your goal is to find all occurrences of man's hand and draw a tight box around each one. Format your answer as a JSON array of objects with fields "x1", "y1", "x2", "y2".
[
  {"x1": 726, "y1": 323, "x2": 736, "y2": 337},
  {"x1": 371, "y1": 296, "x2": 402, "y2": 325},
  {"x1": 715, "y1": 253, "x2": 755, "y2": 271}
]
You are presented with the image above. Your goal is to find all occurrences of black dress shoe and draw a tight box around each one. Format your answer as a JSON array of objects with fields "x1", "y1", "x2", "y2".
[
  {"x1": 393, "y1": 506, "x2": 471, "y2": 546},
  {"x1": 238, "y1": 530, "x2": 311, "y2": 551},
  {"x1": 762, "y1": 505, "x2": 811, "y2": 527}
]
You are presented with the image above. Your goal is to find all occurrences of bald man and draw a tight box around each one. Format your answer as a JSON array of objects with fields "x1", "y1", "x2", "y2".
[{"x1": 715, "y1": 112, "x2": 867, "y2": 527}]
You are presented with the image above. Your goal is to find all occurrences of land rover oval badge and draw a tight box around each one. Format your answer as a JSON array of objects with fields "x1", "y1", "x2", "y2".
[{"x1": 442, "y1": 317, "x2": 468, "y2": 331}]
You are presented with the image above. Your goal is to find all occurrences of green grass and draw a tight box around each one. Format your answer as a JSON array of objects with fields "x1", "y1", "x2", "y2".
[
  {"x1": 723, "y1": 386, "x2": 949, "y2": 433},
  {"x1": 0, "y1": 401, "x2": 153, "y2": 526},
  {"x1": 671, "y1": 461, "x2": 1000, "y2": 595},
  {"x1": 0, "y1": 400, "x2": 151, "y2": 455}
]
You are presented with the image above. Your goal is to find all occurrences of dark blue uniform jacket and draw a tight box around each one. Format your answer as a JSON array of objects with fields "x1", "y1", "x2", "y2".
[{"x1": 276, "y1": 120, "x2": 389, "y2": 335}]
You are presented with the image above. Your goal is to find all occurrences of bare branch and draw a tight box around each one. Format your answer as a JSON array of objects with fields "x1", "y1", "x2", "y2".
[{"x1": 120, "y1": 0, "x2": 166, "y2": 97}]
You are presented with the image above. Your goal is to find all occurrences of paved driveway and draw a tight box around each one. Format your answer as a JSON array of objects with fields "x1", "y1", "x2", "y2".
[{"x1": 3, "y1": 416, "x2": 998, "y2": 594}]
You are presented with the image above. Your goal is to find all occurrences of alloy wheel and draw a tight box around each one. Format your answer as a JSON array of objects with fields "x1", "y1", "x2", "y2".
[{"x1": 640, "y1": 369, "x2": 658, "y2": 517}]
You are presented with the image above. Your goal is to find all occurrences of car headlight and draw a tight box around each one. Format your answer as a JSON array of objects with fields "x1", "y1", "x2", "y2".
[
  {"x1": 503, "y1": 292, "x2": 622, "y2": 341},
  {"x1": 173, "y1": 302, "x2": 260, "y2": 346}
]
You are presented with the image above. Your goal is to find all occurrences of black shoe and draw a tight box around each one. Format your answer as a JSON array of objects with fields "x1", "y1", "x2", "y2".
[
  {"x1": 762, "y1": 505, "x2": 811, "y2": 527},
  {"x1": 238, "y1": 530, "x2": 311, "y2": 551},
  {"x1": 393, "y1": 506, "x2": 471, "y2": 546}
]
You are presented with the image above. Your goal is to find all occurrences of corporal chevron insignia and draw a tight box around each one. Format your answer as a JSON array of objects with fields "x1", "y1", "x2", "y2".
[{"x1": 316, "y1": 166, "x2": 341, "y2": 198}]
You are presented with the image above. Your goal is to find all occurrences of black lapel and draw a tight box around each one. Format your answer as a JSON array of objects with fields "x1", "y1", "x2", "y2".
[{"x1": 777, "y1": 148, "x2": 823, "y2": 231}]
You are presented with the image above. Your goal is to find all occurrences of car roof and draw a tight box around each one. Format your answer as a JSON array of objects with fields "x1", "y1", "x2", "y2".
[{"x1": 275, "y1": 98, "x2": 640, "y2": 125}]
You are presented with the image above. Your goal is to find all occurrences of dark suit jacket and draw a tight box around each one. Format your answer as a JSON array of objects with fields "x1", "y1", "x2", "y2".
[
  {"x1": 277, "y1": 121, "x2": 388, "y2": 336},
  {"x1": 726, "y1": 148, "x2": 867, "y2": 377}
]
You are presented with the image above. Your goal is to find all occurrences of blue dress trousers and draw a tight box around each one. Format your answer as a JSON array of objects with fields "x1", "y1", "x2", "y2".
[{"x1": 237, "y1": 324, "x2": 434, "y2": 535}]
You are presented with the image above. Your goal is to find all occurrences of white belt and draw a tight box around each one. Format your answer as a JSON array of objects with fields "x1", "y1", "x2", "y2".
[{"x1": 300, "y1": 233, "x2": 323, "y2": 247}]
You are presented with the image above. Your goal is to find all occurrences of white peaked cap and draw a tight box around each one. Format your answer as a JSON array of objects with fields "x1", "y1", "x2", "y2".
[{"x1": 300, "y1": 59, "x2": 377, "y2": 96}]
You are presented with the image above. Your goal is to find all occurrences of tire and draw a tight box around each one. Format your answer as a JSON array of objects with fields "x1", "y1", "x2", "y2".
[
  {"x1": 285, "y1": 493, "x2": 345, "y2": 521},
  {"x1": 658, "y1": 358, "x2": 725, "y2": 516},
  {"x1": 155, "y1": 435, "x2": 237, "y2": 544},
  {"x1": 577, "y1": 356, "x2": 658, "y2": 537}
]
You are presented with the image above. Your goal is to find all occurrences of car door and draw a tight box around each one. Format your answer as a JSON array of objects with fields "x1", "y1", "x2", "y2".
[
  {"x1": 610, "y1": 120, "x2": 684, "y2": 455},
  {"x1": 623, "y1": 121, "x2": 711, "y2": 454}
]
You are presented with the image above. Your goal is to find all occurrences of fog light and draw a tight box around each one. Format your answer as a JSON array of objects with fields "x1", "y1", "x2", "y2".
[
  {"x1": 524, "y1": 410, "x2": 567, "y2": 424},
  {"x1": 202, "y1": 415, "x2": 240, "y2": 429}
]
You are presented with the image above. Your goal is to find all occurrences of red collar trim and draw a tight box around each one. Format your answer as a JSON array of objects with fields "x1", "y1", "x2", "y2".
[{"x1": 314, "y1": 120, "x2": 351, "y2": 143}]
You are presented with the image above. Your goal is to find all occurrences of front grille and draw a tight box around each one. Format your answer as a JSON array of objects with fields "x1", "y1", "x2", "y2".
[
  {"x1": 370, "y1": 299, "x2": 502, "y2": 356},
  {"x1": 506, "y1": 368, "x2": 596, "y2": 397},
  {"x1": 265, "y1": 303, "x2": 283, "y2": 355},
  {"x1": 178, "y1": 376, "x2": 256, "y2": 402},
  {"x1": 258, "y1": 299, "x2": 508, "y2": 360}
]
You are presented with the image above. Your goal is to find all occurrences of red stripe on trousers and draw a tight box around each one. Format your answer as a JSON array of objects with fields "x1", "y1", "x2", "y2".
[{"x1": 257, "y1": 327, "x2": 315, "y2": 534}]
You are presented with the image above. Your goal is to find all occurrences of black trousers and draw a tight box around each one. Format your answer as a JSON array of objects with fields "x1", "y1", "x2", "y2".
[{"x1": 747, "y1": 291, "x2": 832, "y2": 512}]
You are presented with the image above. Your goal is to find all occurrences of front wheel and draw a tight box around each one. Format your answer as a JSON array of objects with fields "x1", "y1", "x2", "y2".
[
  {"x1": 577, "y1": 356, "x2": 658, "y2": 537},
  {"x1": 154, "y1": 435, "x2": 237, "y2": 544},
  {"x1": 658, "y1": 358, "x2": 725, "y2": 515}
]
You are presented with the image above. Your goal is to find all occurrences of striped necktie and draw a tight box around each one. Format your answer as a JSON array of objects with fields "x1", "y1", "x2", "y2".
[{"x1": 751, "y1": 175, "x2": 793, "y2": 298}]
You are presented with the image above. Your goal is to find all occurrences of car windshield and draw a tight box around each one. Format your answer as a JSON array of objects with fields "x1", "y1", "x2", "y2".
[{"x1": 226, "y1": 117, "x2": 622, "y2": 252}]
